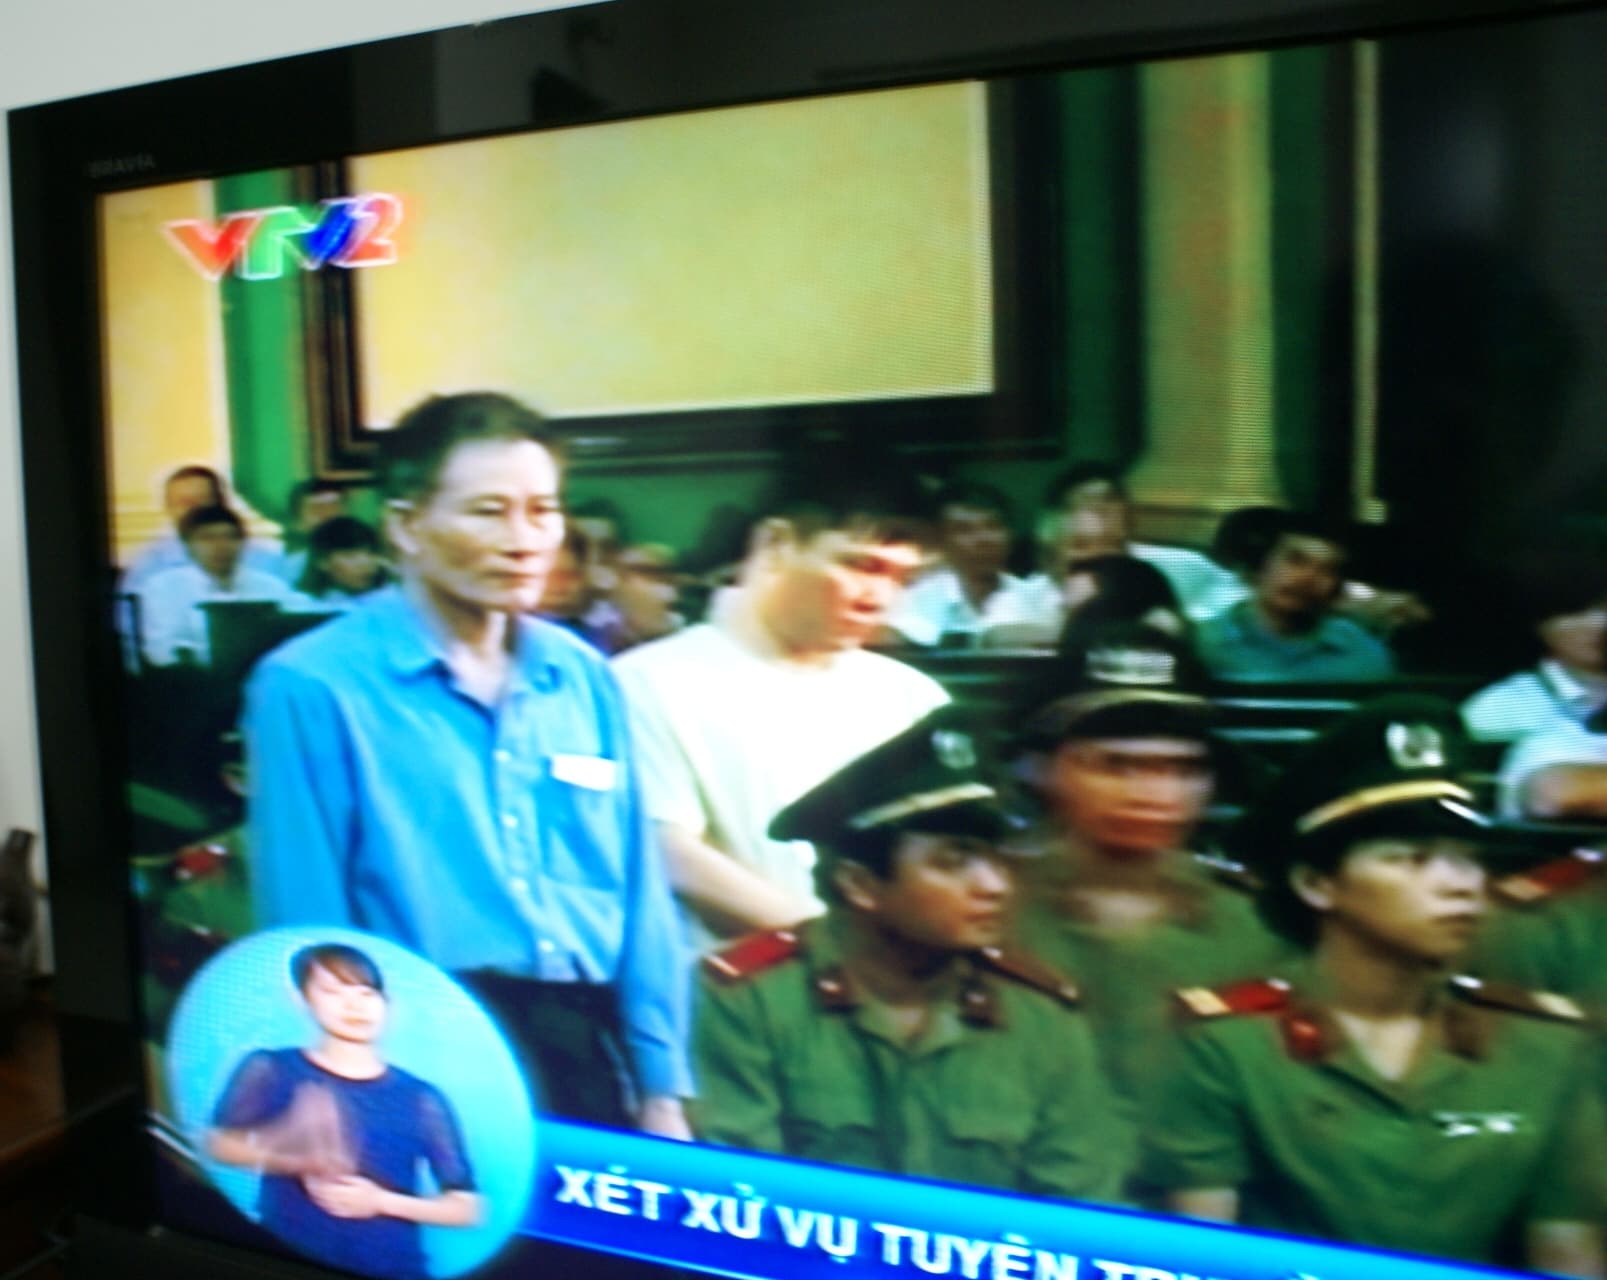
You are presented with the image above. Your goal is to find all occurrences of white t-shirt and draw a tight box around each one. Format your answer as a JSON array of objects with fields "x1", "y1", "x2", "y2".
[{"x1": 612, "y1": 607, "x2": 949, "y2": 946}]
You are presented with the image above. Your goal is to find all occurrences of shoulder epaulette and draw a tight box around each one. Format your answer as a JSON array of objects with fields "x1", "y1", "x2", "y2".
[
  {"x1": 974, "y1": 946, "x2": 1080, "y2": 1007},
  {"x1": 1448, "y1": 975, "x2": 1589, "y2": 1025},
  {"x1": 1191, "y1": 851, "x2": 1263, "y2": 895},
  {"x1": 1174, "y1": 977, "x2": 1291, "y2": 1020},
  {"x1": 1491, "y1": 849, "x2": 1603, "y2": 906},
  {"x1": 702, "y1": 928, "x2": 802, "y2": 983}
]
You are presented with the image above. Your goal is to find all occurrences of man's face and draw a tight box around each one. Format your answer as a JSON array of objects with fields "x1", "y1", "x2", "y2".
[
  {"x1": 1301, "y1": 837, "x2": 1486, "y2": 964},
  {"x1": 391, "y1": 438, "x2": 564, "y2": 618},
  {"x1": 164, "y1": 475, "x2": 220, "y2": 523},
  {"x1": 1538, "y1": 603, "x2": 1607, "y2": 675},
  {"x1": 1044, "y1": 736, "x2": 1213, "y2": 858},
  {"x1": 185, "y1": 521, "x2": 244, "y2": 579},
  {"x1": 614, "y1": 553, "x2": 679, "y2": 639},
  {"x1": 1052, "y1": 505, "x2": 1127, "y2": 566},
  {"x1": 764, "y1": 528, "x2": 922, "y2": 655},
  {"x1": 941, "y1": 503, "x2": 1009, "y2": 579},
  {"x1": 1255, "y1": 533, "x2": 1346, "y2": 623},
  {"x1": 301, "y1": 963, "x2": 387, "y2": 1045},
  {"x1": 860, "y1": 832, "x2": 1014, "y2": 951},
  {"x1": 323, "y1": 548, "x2": 382, "y2": 596},
  {"x1": 538, "y1": 544, "x2": 591, "y2": 619}
]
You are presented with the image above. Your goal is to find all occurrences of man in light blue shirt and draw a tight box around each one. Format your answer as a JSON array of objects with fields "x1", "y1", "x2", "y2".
[{"x1": 243, "y1": 392, "x2": 690, "y2": 1135}]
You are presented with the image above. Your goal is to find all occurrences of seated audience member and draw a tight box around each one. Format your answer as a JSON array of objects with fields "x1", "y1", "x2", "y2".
[
  {"x1": 1499, "y1": 706, "x2": 1607, "y2": 819},
  {"x1": 1462, "y1": 573, "x2": 1607, "y2": 745},
  {"x1": 1058, "y1": 554, "x2": 1189, "y2": 647},
  {"x1": 537, "y1": 525, "x2": 607, "y2": 648},
  {"x1": 277, "y1": 478, "x2": 351, "y2": 587},
  {"x1": 983, "y1": 503, "x2": 1133, "y2": 648},
  {"x1": 1215, "y1": 506, "x2": 1429, "y2": 642},
  {"x1": 1195, "y1": 513, "x2": 1395, "y2": 683},
  {"x1": 693, "y1": 708, "x2": 1122, "y2": 1202},
  {"x1": 607, "y1": 544, "x2": 685, "y2": 653},
  {"x1": 567, "y1": 496, "x2": 629, "y2": 568},
  {"x1": 611, "y1": 474, "x2": 949, "y2": 950},
  {"x1": 1037, "y1": 463, "x2": 1246, "y2": 623},
  {"x1": 885, "y1": 481, "x2": 1043, "y2": 647},
  {"x1": 1207, "y1": 505, "x2": 1286, "y2": 584},
  {"x1": 1013, "y1": 624, "x2": 1292, "y2": 1158},
  {"x1": 120, "y1": 465, "x2": 285, "y2": 594},
  {"x1": 138, "y1": 505, "x2": 294, "y2": 667},
  {"x1": 1143, "y1": 697, "x2": 1606, "y2": 1276},
  {"x1": 294, "y1": 516, "x2": 391, "y2": 610}
]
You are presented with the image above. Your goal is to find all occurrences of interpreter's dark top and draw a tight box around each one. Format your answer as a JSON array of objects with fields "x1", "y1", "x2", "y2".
[{"x1": 213, "y1": 1049, "x2": 475, "y2": 1280}]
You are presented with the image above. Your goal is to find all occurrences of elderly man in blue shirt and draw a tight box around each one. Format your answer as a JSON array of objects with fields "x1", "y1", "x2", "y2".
[{"x1": 243, "y1": 391, "x2": 690, "y2": 1137}]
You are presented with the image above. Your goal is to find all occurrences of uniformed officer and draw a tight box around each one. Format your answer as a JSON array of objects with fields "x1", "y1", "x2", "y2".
[
  {"x1": 1141, "y1": 695, "x2": 1606, "y2": 1276},
  {"x1": 1010, "y1": 624, "x2": 1293, "y2": 1136},
  {"x1": 1472, "y1": 845, "x2": 1607, "y2": 1008},
  {"x1": 690, "y1": 706, "x2": 1123, "y2": 1203}
]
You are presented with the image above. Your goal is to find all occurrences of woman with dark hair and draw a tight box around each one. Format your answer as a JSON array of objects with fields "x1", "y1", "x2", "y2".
[
  {"x1": 208, "y1": 943, "x2": 480, "y2": 1280},
  {"x1": 295, "y1": 517, "x2": 392, "y2": 608},
  {"x1": 1056, "y1": 554, "x2": 1189, "y2": 651},
  {"x1": 1142, "y1": 697, "x2": 1605, "y2": 1276}
]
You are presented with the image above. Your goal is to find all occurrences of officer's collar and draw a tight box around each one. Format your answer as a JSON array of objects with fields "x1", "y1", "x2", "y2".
[
  {"x1": 1278, "y1": 965, "x2": 1491, "y2": 1064},
  {"x1": 805, "y1": 919, "x2": 1006, "y2": 1029}
]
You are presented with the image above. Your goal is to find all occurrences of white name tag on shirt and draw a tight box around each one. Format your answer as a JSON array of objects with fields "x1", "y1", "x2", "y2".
[{"x1": 550, "y1": 754, "x2": 617, "y2": 791}]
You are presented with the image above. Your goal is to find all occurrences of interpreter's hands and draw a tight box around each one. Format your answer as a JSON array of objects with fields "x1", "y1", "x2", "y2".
[
  {"x1": 305, "y1": 1174, "x2": 388, "y2": 1220},
  {"x1": 637, "y1": 1095, "x2": 692, "y2": 1141},
  {"x1": 259, "y1": 1084, "x2": 356, "y2": 1177}
]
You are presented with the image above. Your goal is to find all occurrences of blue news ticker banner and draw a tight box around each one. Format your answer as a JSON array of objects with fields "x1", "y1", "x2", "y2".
[{"x1": 524, "y1": 1121, "x2": 1519, "y2": 1280}]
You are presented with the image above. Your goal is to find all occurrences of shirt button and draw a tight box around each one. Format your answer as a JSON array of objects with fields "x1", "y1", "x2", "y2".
[
  {"x1": 495, "y1": 749, "x2": 513, "y2": 764},
  {"x1": 502, "y1": 813, "x2": 518, "y2": 830},
  {"x1": 538, "y1": 939, "x2": 554, "y2": 952},
  {"x1": 509, "y1": 876, "x2": 529, "y2": 894}
]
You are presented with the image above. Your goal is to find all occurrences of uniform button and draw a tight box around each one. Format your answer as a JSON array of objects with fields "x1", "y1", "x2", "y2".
[
  {"x1": 495, "y1": 749, "x2": 513, "y2": 764},
  {"x1": 509, "y1": 876, "x2": 529, "y2": 893},
  {"x1": 502, "y1": 813, "x2": 518, "y2": 830},
  {"x1": 538, "y1": 940, "x2": 554, "y2": 952}
]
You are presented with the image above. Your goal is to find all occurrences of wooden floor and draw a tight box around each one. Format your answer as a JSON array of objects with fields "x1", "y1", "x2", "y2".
[{"x1": 0, "y1": 987, "x2": 69, "y2": 1280}]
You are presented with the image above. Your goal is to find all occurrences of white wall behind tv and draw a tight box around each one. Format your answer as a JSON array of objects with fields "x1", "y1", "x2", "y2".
[{"x1": 0, "y1": 0, "x2": 598, "y2": 965}]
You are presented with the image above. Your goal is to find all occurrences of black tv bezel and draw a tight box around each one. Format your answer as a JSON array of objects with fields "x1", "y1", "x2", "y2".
[{"x1": 8, "y1": 0, "x2": 1599, "y2": 1276}]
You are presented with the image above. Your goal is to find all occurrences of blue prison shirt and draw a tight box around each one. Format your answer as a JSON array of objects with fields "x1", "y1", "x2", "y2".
[{"x1": 242, "y1": 587, "x2": 690, "y2": 1098}]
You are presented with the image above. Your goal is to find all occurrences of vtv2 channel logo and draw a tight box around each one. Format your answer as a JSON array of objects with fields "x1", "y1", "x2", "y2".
[{"x1": 163, "y1": 193, "x2": 403, "y2": 281}]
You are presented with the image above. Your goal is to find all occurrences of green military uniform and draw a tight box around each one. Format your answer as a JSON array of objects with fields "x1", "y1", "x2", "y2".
[
  {"x1": 1471, "y1": 851, "x2": 1607, "y2": 1007},
  {"x1": 692, "y1": 915, "x2": 1122, "y2": 1202},
  {"x1": 1014, "y1": 849, "x2": 1295, "y2": 1116},
  {"x1": 1140, "y1": 962, "x2": 1606, "y2": 1266}
]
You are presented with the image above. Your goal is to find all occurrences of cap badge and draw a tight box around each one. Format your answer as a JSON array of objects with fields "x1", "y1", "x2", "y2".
[
  {"x1": 932, "y1": 730, "x2": 977, "y2": 771},
  {"x1": 1386, "y1": 722, "x2": 1446, "y2": 770},
  {"x1": 1087, "y1": 645, "x2": 1175, "y2": 687}
]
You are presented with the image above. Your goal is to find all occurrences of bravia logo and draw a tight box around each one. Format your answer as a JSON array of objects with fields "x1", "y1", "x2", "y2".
[{"x1": 162, "y1": 193, "x2": 403, "y2": 281}]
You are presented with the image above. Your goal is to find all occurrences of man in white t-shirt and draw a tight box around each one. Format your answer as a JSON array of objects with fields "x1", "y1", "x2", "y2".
[
  {"x1": 886, "y1": 480, "x2": 1045, "y2": 647},
  {"x1": 612, "y1": 490, "x2": 949, "y2": 949}
]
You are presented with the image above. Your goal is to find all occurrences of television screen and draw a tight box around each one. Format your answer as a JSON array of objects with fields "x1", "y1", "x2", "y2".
[{"x1": 14, "y1": 1, "x2": 1607, "y2": 1278}]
